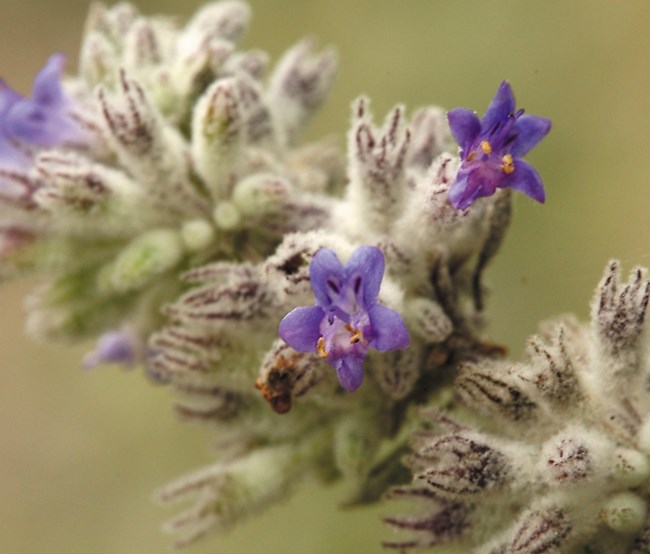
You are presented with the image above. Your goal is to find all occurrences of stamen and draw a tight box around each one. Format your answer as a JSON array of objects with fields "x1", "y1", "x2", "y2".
[
  {"x1": 480, "y1": 140, "x2": 492, "y2": 155},
  {"x1": 500, "y1": 154, "x2": 515, "y2": 174},
  {"x1": 467, "y1": 151, "x2": 477, "y2": 162},
  {"x1": 344, "y1": 323, "x2": 364, "y2": 344},
  {"x1": 317, "y1": 337, "x2": 328, "y2": 358}
]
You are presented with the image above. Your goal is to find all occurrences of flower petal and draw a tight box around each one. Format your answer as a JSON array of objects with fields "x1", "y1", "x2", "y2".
[
  {"x1": 278, "y1": 305, "x2": 324, "y2": 352},
  {"x1": 31, "y1": 53, "x2": 67, "y2": 107},
  {"x1": 448, "y1": 174, "x2": 471, "y2": 210},
  {"x1": 310, "y1": 248, "x2": 345, "y2": 308},
  {"x1": 368, "y1": 304, "x2": 410, "y2": 351},
  {"x1": 447, "y1": 108, "x2": 481, "y2": 154},
  {"x1": 335, "y1": 356, "x2": 364, "y2": 392},
  {"x1": 501, "y1": 159, "x2": 546, "y2": 203},
  {"x1": 449, "y1": 171, "x2": 492, "y2": 210},
  {"x1": 4, "y1": 100, "x2": 72, "y2": 147},
  {"x1": 510, "y1": 115, "x2": 551, "y2": 157},
  {"x1": 344, "y1": 245, "x2": 385, "y2": 307},
  {"x1": 482, "y1": 81, "x2": 515, "y2": 131},
  {"x1": 0, "y1": 136, "x2": 30, "y2": 169},
  {"x1": 0, "y1": 79, "x2": 22, "y2": 116}
]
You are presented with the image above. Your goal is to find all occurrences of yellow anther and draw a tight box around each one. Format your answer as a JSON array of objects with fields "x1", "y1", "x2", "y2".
[
  {"x1": 344, "y1": 323, "x2": 364, "y2": 345},
  {"x1": 317, "y1": 337, "x2": 328, "y2": 358},
  {"x1": 467, "y1": 151, "x2": 477, "y2": 162},
  {"x1": 480, "y1": 140, "x2": 492, "y2": 155},
  {"x1": 500, "y1": 154, "x2": 515, "y2": 174},
  {"x1": 349, "y1": 331, "x2": 363, "y2": 344}
]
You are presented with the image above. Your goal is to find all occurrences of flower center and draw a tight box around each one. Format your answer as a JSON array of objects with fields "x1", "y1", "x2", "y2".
[{"x1": 318, "y1": 313, "x2": 370, "y2": 360}]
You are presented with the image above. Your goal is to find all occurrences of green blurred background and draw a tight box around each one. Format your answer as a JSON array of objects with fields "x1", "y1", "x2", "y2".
[{"x1": 1, "y1": 1, "x2": 650, "y2": 552}]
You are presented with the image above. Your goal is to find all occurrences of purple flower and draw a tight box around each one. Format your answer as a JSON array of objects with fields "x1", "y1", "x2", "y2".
[
  {"x1": 0, "y1": 54, "x2": 88, "y2": 169},
  {"x1": 82, "y1": 328, "x2": 139, "y2": 370},
  {"x1": 447, "y1": 81, "x2": 551, "y2": 210},
  {"x1": 279, "y1": 246, "x2": 410, "y2": 392}
]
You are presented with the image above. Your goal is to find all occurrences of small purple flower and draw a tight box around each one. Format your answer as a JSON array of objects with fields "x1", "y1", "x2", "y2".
[
  {"x1": 447, "y1": 81, "x2": 551, "y2": 210},
  {"x1": 82, "y1": 328, "x2": 140, "y2": 370},
  {"x1": 0, "y1": 54, "x2": 88, "y2": 169},
  {"x1": 279, "y1": 246, "x2": 410, "y2": 392}
]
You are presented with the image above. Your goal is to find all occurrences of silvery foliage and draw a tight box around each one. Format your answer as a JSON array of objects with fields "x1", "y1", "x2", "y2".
[{"x1": 2, "y1": 2, "x2": 647, "y2": 552}]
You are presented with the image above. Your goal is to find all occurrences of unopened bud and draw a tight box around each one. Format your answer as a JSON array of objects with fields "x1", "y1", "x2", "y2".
[
  {"x1": 213, "y1": 201, "x2": 241, "y2": 230},
  {"x1": 613, "y1": 448, "x2": 650, "y2": 488},
  {"x1": 232, "y1": 173, "x2": 290, "y2": 216},
  {"x1": 99, "y1": 229, "x2": 184, "y2": 292},
  {"x1": 181, "y1": 219, "x2": 215, "y2": 252},
  {"x1": 603, "y1": 492, "x2": 647, "y2": 534}
]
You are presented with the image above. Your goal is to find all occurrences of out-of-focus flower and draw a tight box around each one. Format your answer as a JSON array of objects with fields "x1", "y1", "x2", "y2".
[
  {"x1": 447, "y1": 80, "x2": 551, "y2": 210},
  {"x1": 82, "y1": 328, "x2": 140, "y2": 369},
  {"x1": 0, "y1": 54, "x2": 89, "y2": 170},
  {"x1": 279, "y1": 246, "x2": 410, "y2": 391}
]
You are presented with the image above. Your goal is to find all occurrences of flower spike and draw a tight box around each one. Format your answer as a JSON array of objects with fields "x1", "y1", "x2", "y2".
[
  {"x1": 279, "y1": 246, "x2": 410, "y2": 392},
  {"x1": 447, "y1": 81, "x2": 551, "y2": 210}
]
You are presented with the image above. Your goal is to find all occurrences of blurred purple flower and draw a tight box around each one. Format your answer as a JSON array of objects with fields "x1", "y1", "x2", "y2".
[
  {"x1": 83, "y1": 329, "x2": 139, "y2": 370},
  {"x1": 447, "y1": 81, "x2": 551, "y2": 210},
  {"x1": 279, "y1": 246, "x2": 410, "y2": 392},
  {"x1": 0, "y1": 54, "x2": 88, "y2": 169}
]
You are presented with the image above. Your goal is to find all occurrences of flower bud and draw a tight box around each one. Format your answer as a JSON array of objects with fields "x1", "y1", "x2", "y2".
[
  {"x1": 99, "y1": 228, "x2": 184, "y2": 292},
  {"x1": 371, "y1": 347, "x2": 421, "y2": 400},
  {"x1": 414, "y1": 433, "x2": 510, "y2": 498},
  {"x1": 232, "y1": 173, "x2": 291, "y2": 216},
  {"x1": 613, "y1": 448, "x2": 650, "y2": 488},
  {"x1": 334, "y1": 410, "x2": 383, "y2": 480},
  {"x1": 506, "y1": 506, "x2": 571, "y2": 552},
  {"x1": 406, "y1": 297, "x2": 453, "y2": 343},
  {"x1": 405, "y1": 106, "x2": 451, "y2": 172},
  {"x1": 592, "y1": 260, "x2": 650, "y2": 377},
  {"x1": 267, "y1": 38, "x2": 337, "y2": 145},
  {"x1": 159, "y1": 444, "x2": 300, "y2": 547},
  {"x1": 191, "y1": 78, "x2": 243, "y2": 195},
  {"x1": 181, "y1": 219, "x2": 215, "y2": 252},
  {"x1": 456, "y1": 361, "x2": 538, "y2": 424},
  {"x1": 345, "y1": 98, "x2": 410, "y2": 233},
  {"x1": 539, "y1": 431, "x2": 597, "y2": 486},
  {"x1": 79, "y1": 31, "x2": 117, "y2": 87},
  {"x1": 99, "y1": 71, "x2": 204, "y2": 216},
  {"x1": 212, "y1": 201, "x2": 241, "y2": 230},
  {"x1": 603, "y1": 492, "x2": 648, "y2": 534}
]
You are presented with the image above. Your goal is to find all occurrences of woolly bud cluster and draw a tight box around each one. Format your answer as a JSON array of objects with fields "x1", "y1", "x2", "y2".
[{"x1": 387, "y1": 262, "x2": 650, "y2": 552}]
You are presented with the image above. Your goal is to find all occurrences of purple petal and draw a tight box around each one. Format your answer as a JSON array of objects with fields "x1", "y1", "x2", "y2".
[
  {"x1": 0, "y1": 80, "x2": 22, "y2": 116},
  {"x1": 335, "y1": 356, "x2": 364, "y2": 392},
  {"x1": 344, "y1": 245, "x2": 385, "y2": 306},
  {"x1": 278, "y1": 305, "x2": 324, "y2": 352},
  {"x1": 510, "y1": 115, "x2": 551, "y2": 157},
  {"x1": 448, "y1": 174, "x2": 471, "y2": 210},
  {"x1": 368, "y1": 304, "x2": 410, "y2": 351},
  {"x1": 482, "y1": 81, "x2": 515, "y2": 131},
  {"x1": 449, "y1": 171, "x2": 491, "y2": 210},
  {"x1": 4, "y1": 101, "x2": 68, "y2": 147},
  {"x1": 447, "y1": 108, "x2": 481, "y2": 153},
  {"x1": 31, "y1": 53, "x2": 67, "y2": 107},
  {"x1": 0, "y1": 136, "x2": 30, "y2": 169},
  {"x1": 309, "y1": 247, "x2": 345, "y2": 307},
  {"x1": 501, "y1": 159, "x2": 545, "y2": 203}
]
